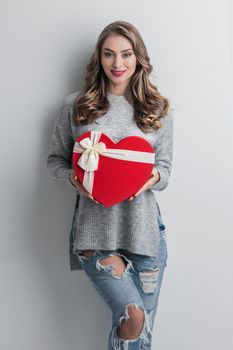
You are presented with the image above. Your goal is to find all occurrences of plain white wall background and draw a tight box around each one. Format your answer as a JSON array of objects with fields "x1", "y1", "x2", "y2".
[{"x1": 1, "y1": 0, "x2": 232, "y2": 349}]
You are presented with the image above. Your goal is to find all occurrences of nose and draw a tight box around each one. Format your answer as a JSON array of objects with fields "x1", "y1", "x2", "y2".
[{"x1": 112, "y1": 54, "x2": 123, "y2": 69}]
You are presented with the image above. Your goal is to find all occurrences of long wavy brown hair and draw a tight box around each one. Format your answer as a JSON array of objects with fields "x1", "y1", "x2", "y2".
[{"x1": 73, "y1": 20, "x2": 170, "y2": 132}]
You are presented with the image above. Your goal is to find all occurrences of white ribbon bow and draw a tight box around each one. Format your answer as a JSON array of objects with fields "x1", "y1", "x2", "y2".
[
  {"x1": 77, "y1": 137, "x2": 106, "y2": 171},
  {"x1": 73, "y1": 131, "x2": 155, "y2": 194}
]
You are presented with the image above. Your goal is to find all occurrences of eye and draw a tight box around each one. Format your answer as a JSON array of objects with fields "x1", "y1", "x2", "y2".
[
  {"x1": 123, "y1": 53, "x2": 132, "y2": 58},
  {"x1": 103, "y1": 52, "x2": 112, "y2": 57}
]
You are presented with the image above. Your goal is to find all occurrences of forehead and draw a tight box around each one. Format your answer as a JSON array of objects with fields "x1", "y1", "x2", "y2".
[{"x1": 102, "y1": 34, "x2": 133, "y2": 51}]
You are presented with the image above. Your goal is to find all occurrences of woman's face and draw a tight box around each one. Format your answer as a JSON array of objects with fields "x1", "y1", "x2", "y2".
[{"x1": 100, "y1": 34, "x2": 137, "y2": 93}]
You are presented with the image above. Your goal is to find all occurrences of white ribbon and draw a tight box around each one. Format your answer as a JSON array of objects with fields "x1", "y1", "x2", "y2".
[{"x1": 73, "y1": 131, "x2": 155, "y2": 194}]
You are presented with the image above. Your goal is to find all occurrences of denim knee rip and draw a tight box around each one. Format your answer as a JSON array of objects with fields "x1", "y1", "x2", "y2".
[
  {"x1": 96, "y1": 253, "x2": 134, "y2": 279},
  {"x1": 111, "y1": 303, "x2": 152, "y2": 350}
]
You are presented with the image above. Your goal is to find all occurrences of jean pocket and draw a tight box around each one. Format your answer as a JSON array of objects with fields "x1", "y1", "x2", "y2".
[
  {"x1": 157, "y1": 213, "x2": 165, "y2": 231},
  {"x1": 157, "y1": 215, "x2": 168, "y2": 267},
  {"x1": 157, "y1": 214, "x2": 168, "y2": 247}
]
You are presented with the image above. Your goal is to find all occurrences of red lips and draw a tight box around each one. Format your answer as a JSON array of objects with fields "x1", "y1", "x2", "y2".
[{"x1": 111, "y1": 70, "x2": 126, "y2": 77}]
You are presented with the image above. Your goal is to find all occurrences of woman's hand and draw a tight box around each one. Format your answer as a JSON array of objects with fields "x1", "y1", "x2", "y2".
[
  {"x1": 69, "y1": 169, "x2": 99, "y2": 204},
  {"x1": 128, "y1": 167, "x2": 160, "y2": 201}
]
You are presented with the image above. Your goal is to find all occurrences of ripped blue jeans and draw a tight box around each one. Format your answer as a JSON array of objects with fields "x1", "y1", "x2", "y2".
[{"x1": 76, "y1": 215, "x2": 168, "y2": 350}]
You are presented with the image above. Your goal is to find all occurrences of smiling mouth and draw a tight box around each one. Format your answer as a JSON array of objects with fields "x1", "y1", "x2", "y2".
[{"x1": 111, "y1": 70, "x2": 126, "y2": 77}]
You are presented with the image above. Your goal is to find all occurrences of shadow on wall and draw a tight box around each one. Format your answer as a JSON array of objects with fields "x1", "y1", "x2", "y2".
[{"x1": 20, "y1": 59, "x2": 110, "y2": 348}]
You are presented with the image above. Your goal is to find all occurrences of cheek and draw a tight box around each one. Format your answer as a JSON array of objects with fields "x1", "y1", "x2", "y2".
[
  {"x1": 128, "y1": 57, "x2": 137, "y2": 71},
  {"x1": 101, "y1": 56, "x2": 110, "y2": 69},
  {"x1": 128, "y1": 63, "x2": 137, "y2": 73},
  {"x1": 101, "y1": 58, "x2": 106, "y2": 68},
  {"x1": 102, "y1": 61, "x2": 112, "y2": 72}
]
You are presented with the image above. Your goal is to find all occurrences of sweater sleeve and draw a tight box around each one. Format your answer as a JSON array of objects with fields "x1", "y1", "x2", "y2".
[
  {"x1": 150, "y1": 110, "x2": 174, "y2": 191},
  {"x1": 46, "y1": 97, "x2": 81, "y2": 194}
]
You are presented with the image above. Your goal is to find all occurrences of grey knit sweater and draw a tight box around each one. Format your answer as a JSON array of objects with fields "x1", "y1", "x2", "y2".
[{"x1": 46, "y1": 91, "x2": 174, "y2": 270}]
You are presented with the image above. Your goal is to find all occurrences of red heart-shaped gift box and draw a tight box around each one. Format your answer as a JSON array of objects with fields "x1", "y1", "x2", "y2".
[{"x1": 72, "y1": 131, "x2": 155, "y2": 207}]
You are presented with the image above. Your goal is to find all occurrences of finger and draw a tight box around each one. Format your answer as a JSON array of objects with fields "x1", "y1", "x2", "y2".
[
  {"x1": 151, "y1": 167, "x2": 158, "y2": 176},
  {"x1": 82, "y1": 191, "x2": 93, "y2": 200},
  {"x1": 74, "y1": 180, "x2": 93, "y2": 197},
  {"x1": 134, "y1": 183, "x2": 151, "y2": 197},
  {"x1": 135, "y1": 184, "x2": 147, "y2": 196},
  {"x1": 90, "y1": 197, "x2": 99, "y2": 204}
]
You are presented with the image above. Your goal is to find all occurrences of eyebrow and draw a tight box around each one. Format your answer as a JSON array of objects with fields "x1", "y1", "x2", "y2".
[{"x1": 103, "y1": 48, "x2": 133, "y2": 52}]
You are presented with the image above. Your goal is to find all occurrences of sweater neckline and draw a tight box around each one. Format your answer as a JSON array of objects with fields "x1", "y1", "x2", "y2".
[
  {"x1": 106, "y1": 92, "x2": 135, "y2": 107},
  {"x1": 107, "y1": 92, "x2": 126, "y2": 101}
]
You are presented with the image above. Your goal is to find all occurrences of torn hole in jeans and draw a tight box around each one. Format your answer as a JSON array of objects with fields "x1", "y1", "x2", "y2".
[
  {"x1": 77, "y1": 250, "x2": 98, "y2": 260},
  {"x1": 139, "y1": 268, "x2": 160, "y2": 294},
  {"x1": 96, "y1": 253, "x2": 134, "y2": 279}
]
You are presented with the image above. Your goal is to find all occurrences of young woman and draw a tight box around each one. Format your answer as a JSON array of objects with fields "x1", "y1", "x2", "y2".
[{"x1": 47, "y1": 20, "x2": 173, "y2": 350}]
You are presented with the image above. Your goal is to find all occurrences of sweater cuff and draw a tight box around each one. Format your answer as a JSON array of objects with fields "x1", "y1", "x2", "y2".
[{"x1": 150, "y1": 168, "x2": 168, "y2": 191}]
